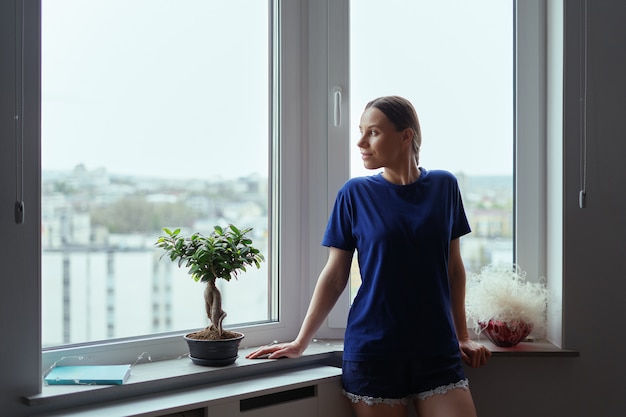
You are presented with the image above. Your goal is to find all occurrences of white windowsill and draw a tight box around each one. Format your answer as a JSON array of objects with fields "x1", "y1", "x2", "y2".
[
  {"x1": 25, "y1": 338, "x2": 577, "y2": 415},
  {"x1": 27, "y1": 340, "x2": 344, "y2": 412},
  {"x1": 478, "y1": 339, "x2": 579, "y2": 357}
]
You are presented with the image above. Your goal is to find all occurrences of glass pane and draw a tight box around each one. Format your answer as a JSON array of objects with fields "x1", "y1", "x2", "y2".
[
  {"x1": 349, "y1": 0, "x2": 513, "y2": 301},
  {"x1": 42, "y1": 0, "x2": 270, "y2": 347}
]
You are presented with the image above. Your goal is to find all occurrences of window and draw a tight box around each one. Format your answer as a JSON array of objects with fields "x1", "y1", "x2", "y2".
[
  {"x1": 41, "y1": 0, "x2": 272, "y2": 347},
  {"x1": 39, "y1": 0, "x2": 309, "y2": 367},
  {"x1": 32, "y1": 0, "x2": 554, "y2": 370},
  {"x1": 325, "y1": 0, "x2": 554, "y2": 334}
]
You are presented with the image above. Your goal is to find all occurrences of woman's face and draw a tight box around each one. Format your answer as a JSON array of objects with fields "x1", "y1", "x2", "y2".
[{"x1": 357, "y1": 107, "x2": 408, "y2": 171}]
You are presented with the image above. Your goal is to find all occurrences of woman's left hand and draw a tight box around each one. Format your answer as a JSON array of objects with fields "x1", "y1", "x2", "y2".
[{"x1": 459, "y1": 337, "x2": 491, "y2": 368}]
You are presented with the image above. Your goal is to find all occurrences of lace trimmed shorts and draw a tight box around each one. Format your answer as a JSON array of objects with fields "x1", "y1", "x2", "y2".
[{"x1": 342, "y1": 354, "x2": 468, "y2": 406}]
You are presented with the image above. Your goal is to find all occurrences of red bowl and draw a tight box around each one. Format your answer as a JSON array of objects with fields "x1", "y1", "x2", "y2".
[{"x1": 478, "y1": 320, "x2": 532, "y2": 347}]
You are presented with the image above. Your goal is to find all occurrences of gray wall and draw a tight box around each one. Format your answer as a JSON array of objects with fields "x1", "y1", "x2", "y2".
[
  {"x1": 1, "y1": 1, "x2": 625, "y2": 416},
  {"x1": 0, "y1": 0, "x2": 42, "y2": 416},
  {"x1": 467, "y1": 1, "x2": 626, "y2": 416}
]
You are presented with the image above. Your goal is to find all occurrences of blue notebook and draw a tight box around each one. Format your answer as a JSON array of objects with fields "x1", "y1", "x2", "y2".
[{"x1": 44, "y1": 364, "x2": 131, "y2": 385}]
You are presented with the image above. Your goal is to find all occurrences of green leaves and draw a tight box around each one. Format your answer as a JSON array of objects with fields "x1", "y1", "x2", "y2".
[{"x1": 155, "y1": 224, "x2": 264, "y2": 284}]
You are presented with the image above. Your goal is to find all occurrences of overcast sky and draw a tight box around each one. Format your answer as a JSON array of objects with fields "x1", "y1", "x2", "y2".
[
  {"x1": 349, "y1": 0, "x2": 513, "y2": 177},
  {"x1": 42, "y1": 0, "x2": 269, "y2": 180},
  {"x1": 42, "y1": 0, "x2": 512, "y2": 179}
]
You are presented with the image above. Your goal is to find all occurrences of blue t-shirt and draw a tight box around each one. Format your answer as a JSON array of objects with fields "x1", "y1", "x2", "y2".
[{"x1": 322, "y1": 168, "x2": 471, "y2": 360}]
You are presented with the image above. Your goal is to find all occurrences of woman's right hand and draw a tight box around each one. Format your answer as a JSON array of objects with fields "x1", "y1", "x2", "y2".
[{"x1": 245, "y1": 341, "x2": 305, "y2": 359}]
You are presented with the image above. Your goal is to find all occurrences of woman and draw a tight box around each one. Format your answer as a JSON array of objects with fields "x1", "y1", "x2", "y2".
[{"x1": 247, "y1": 96, "x2": 491, "y2": 417}]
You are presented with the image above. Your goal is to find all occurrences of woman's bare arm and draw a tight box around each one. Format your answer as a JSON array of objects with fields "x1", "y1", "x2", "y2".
[
  {"x1": 448, "y1": 238, "x2": 491, "y2": 367},
  {"x1": 246, "y1": 247, "x2": 353, "y2": 359}
]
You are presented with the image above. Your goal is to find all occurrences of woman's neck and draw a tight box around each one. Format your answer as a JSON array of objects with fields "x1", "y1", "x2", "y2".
[{"x1": 382, "y1": 164, "x2": 421, "y2": 185}]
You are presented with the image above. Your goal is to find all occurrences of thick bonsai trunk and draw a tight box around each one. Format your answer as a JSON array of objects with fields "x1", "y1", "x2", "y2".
[{"x1": 204, "y1": 280, "x2": 227, "y2": 335}]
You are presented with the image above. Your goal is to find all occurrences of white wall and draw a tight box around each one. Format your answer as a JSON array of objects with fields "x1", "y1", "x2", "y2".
[{"x1": 2, "y1": 1, "x2": 626, "y2": 416}]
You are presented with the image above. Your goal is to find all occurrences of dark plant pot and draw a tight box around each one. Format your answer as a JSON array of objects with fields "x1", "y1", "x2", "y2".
[
  {"x1": 184, "y1": 332, "x2": 244, "y2": 366},
  {"x1": 478, "y1": 320, "x2": 532, "y2": 347}
]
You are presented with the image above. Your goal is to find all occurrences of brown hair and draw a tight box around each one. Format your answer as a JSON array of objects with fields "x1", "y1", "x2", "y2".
[{"x1": 365, "y1": 96, "x2": 422, "y2": 165}]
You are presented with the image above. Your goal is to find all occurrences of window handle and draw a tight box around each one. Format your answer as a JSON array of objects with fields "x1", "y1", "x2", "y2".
[{"x1": 333, "y1": 86, "x2": 342, "y2": 127}]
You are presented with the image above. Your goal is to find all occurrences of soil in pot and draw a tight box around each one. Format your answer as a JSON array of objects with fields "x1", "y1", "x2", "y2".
[{"x1": 187, "y1": 327, "x2": 241, "y2": 341}]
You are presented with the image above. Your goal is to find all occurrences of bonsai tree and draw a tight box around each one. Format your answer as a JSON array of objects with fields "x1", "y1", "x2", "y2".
[{"x1": 155, "y1": 225, "x2": 264, "y2": 340}]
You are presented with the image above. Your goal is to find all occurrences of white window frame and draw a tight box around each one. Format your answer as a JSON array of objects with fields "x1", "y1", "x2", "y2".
[
  {"x1": 5, "y1": 0, "x2": 561, "y2": 390},
  {"x1": 516, "y1": 0, "x2": 564, "y2": 346},
  {"x1": 314, "y1": 0, "x2": 563, "y2": 345},
  {"x1": 38, "y1": 0, "x2": 309, "y2": 370}
]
